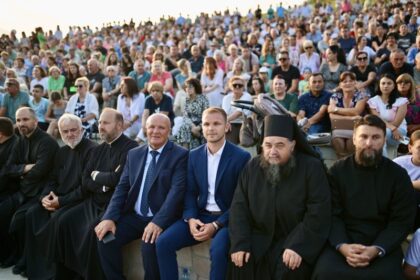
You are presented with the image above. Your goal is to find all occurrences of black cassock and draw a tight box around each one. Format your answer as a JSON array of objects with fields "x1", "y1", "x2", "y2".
[
  {"x1": 0, "y1": 133, "x2": 18, "y2": 262},
  {"x1": 47, "y1": 134, "x2": 137, "y2": 280},
  {"x1": 0, "y1": 128, "x2": 58, "y2": 262},
  {"x1": 0, "y1": 134, "x2": 18, "y2": 196},
  {"x1": 24, "y1": 137, "x2": 97, "y2": 280},
  {"x1": 228, "y1": 152, "x2": 331, "y2": 280},
  {"x1": 312, "y1": 156, "x2": 416, "y2": 280}
]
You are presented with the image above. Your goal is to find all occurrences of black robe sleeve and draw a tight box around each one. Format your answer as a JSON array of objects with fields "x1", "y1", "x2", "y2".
[
  {"x1": 282, "y1": 157, "x2": 331, "y2": 264},
  {"x1": 372, "y1": 166, "x2": 416, "y2": 254},
  {"x1": 229, "y1": 164, "x2": 253, "y2": 254}
]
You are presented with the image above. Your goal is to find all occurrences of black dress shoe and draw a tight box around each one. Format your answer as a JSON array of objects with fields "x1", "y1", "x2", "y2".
[
  {"x1": 0, "y1": 256, "x2": 17, "y2": 268},
  {"x1": 12, "y1": 263, "x2": 25, "y2": 275}
]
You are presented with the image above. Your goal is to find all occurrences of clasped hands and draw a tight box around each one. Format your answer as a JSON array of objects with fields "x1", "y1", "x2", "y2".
[
  {"x1": 188, "y1": 218, "x2": 216, "y2": 242},
  {"x1": 41, "y1": 191, "x2": 59, "y2": 211},
  {"x1": 339, "y1": 244, "x2": 380, "y2": 268}
]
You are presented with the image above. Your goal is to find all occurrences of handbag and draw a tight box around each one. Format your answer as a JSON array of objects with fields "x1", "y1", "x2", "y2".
[
  {"x1": 239, "y1": 114, "x2": 259, "y2": 147},
  {"x1": 331, "y1": 118, "x2": 356, "y2": 131}
]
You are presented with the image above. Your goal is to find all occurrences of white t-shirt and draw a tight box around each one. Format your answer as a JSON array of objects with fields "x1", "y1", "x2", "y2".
[
  {"x1": 222, "y1": 92, "x2": 253, "y2": 124},
  {"x1": 368, "y1": 96, "x2": 408, "y2": 131},
  {"x1": 405, "y1": 229, "x2": 420, "y2": 275},
  {"x1": 394, "y1": 155, "x2": 420, "y2": 181}
]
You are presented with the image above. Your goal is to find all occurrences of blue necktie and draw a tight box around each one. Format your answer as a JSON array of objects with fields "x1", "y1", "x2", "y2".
[{"x1": 140, "y1": 150, "x2": 159, "y2": 215}]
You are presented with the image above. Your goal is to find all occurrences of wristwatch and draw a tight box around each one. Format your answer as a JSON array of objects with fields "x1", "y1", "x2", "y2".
[{"x1": 334, "y1": 107, "x2": 339, "y2": 113}]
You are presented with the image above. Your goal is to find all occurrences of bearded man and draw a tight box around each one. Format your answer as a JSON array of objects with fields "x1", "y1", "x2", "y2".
[
  {"x1": 227, "y1": 114, "x2": 331, "y2": 280},
  {"x1": 0, "y1": 107, "x2": 58, "y2": 273},
  {"x1": 312, "y1": 114, "x2": 416, "y2": 280},
  {"x1": 23, "y1": 114, "x2": 97, "y2": 280}
]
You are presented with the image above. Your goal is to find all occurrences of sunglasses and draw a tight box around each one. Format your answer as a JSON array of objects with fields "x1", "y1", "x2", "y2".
[
  {"x1": 232, "y1": 84, "x2": 244, "y2": 89},
  {"x1": 357, "y1": 57, "x2": 368, "y2": 61},
  {"x1": 76, "y1": 84, "x2": 84, "y2": 88},
  {"x1": 279, "y1": 57, "x2": 288, "y2": 61},
  {"x1": 305, "y1": 46, "x2": 313, "y2": 50},
  {"x1": 397, "y1": 81, "x2": 411, "y2": 85}
]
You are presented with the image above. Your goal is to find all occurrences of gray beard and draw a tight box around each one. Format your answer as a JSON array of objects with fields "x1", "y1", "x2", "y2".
[
  {"x1": 63, "y1": 133, "x2": 84, "y2": 149},
  {"x1": 259, "y1": 154, "x2": 296, "y2": 186},
  {"x1": 356, "y1": 148, "x2": 382, "y2": 167}
]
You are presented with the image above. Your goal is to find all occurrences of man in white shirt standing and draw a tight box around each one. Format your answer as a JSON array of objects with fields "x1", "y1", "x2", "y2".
[{"x1": 156, "y1": 107, "x2": 251, "y2": 280}]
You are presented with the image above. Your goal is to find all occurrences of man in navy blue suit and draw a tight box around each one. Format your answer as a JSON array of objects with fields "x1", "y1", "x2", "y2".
[
  {"x1": 95, "y1": 113, "x2": 188, "y2": 280},
  {"x1": 156, "y1": 107, "x2": 251, "y2": 280}
]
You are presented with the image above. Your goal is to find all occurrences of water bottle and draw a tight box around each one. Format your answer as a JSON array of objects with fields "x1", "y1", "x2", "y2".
[{"x1": 180, "y1": 267, "x2": 191, "y2": 280}]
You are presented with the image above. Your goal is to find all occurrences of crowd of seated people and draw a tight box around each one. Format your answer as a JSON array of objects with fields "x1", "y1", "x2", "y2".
[{"x1": 1, "y1": 0, "x2": 420, "y2": 279}]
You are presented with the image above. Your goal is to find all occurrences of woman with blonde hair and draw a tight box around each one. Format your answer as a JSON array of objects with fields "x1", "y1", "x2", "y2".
[
  {"x1": 149, "y1": 60, "x2": 174, "y2": 96},
  {"x1": 47, "y1": 65, "x2": 66, "y2": 96},
  {"x1": 298, "y1": 40, "x2": 321, "y2": 74},
  {"x1": 396, "y1": 73, "x2": 420, "y2": 135}
]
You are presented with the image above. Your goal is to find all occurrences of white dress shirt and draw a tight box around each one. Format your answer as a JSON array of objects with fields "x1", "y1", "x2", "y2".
[
  {"x1": 135, "y1": 144, "x2": 166, "y2": 217},
  {"x1": 205, "y1": 141, "x2": 226, "y2": 212}
]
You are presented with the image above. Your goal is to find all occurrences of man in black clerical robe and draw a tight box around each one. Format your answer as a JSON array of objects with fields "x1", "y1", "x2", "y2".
[
  {"x1": 312, "y1": 115, "x2": 416, "y2": 280},
  {"x1": 0, "y1": 117, "x2": 18, "y2": 197},
  {"x1": 23, "y1": 113, "x2": 97, "y2": 280},
  {"x1": 0, "y1": 107, "x2": 58, "y2": 271},
  {"x1": 48, "y1": 108, "x2": 137, "y2": 280},
  {"x1": 228, "y1": 115, "x2": 331, "y2": 280},
  {"x1": 0, "y1": 117, "x2": 18, "y2": 264}
]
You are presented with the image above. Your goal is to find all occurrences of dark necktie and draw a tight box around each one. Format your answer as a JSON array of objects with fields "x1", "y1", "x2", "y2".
[{"x1": 140, "y1": 150, "x2": 159, "y2": 215}]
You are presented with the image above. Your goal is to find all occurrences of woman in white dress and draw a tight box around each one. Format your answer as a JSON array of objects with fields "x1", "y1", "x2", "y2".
[
  {"x1": 200, "y1": 57, "x2": 224, "y2": 107},
  {"x1": 116, "y1": 77, "x2": 145, "y2": 139}
]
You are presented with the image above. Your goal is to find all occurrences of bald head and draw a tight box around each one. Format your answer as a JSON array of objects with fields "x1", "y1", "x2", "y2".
[
  {"x1": 146, "y1": 113, "x2": 171, "y2": 150},
  {"x1": 99, "y1": 108, "x2": 124, "y2": 143}
]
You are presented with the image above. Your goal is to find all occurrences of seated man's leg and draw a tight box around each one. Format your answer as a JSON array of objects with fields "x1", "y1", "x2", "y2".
[
  {"x1": 156, "y1": 219, "x2": 200, "y2": 280},
  {"x1": 308, "y1": 123, "x2": 325, "y2": 134},
  {"x1": 0, "y1": 195, "x2": 20, "y2": 266},
  {"x1": 97, "y1": 213, "x2": 150, "y2": 280},
  {"x1": 24, "y1": 203, "x2": 55, "y2": 279},
  {"x1": 209, "y1": 227, "x2": 229, "y2": 280},
  {"x1": 275, "y1": 257, "x2": 312, "y2": 280}
]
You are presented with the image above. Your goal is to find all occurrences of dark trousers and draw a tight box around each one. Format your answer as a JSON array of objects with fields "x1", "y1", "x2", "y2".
[
  {"x1": 156, "y1": 213, "x2": 229, "y2": 280},
  {"x1": 97, "y1": 212, "x2": 158, "y2": 280}
]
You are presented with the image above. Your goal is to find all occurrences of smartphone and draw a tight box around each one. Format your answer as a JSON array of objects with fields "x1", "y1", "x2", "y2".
[
  {"x1": 102, "y1": 231, "x2": 116, "y2": 244},
  {"x1": 400, "y1": 136, "x2": 410, "y2": 145}
]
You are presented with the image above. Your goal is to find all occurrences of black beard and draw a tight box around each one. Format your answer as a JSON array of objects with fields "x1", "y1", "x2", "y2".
[
  {"x1": 259, "y1": 154, "x2": 296, "y2": 186},
  {"x1": 356, "y1": 148, "x2": 382, "y2": 167}
]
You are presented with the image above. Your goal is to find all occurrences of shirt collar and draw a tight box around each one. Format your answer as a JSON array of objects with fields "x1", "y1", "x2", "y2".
[
  {"x1": 108, "y1": 132, "x2": 123, "y2": 145},
  {"x1": 148, "y1": 141, "x2": 167, "y2": 155},
  {"x1": 207, "y1": 140, "x2": 226, "y2": 157}
]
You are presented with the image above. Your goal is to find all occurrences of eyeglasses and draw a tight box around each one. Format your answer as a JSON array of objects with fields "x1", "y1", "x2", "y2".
[
  {"x1": 232, "y1": 84, "x2": 244, "y2": 89},
  {"x1": 279, "y1": 57, "x2": 288, "y2": 61},
  {"x1": 326, "y1": 33, "x2": 331, "y2": 36},
  {"x1": 186, "y1": 84, "x2": 194, "y2": 89},
  {"x1": 305, "y1": 46, "x2": 313, "y2": 50},
  {"x1": 76, "y1": 84, "x2": 84, "y2": 88},
  {"x1": 357, "y1": 57, "x2": 368, "y2": 61},
  {"x1": 6, "y1": 83, "x2": 18, "y2": 87}
]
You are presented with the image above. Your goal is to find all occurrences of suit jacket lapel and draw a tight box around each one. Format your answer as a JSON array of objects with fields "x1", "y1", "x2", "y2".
[
  {"x1": 149, "y1": 141, "x2": 173, "y2": 186},
  {"x1": 200, "y1": 145, "x2": 209, "y2": 194},
  {"x1": 215, "y1": 142, "x2": 233, "y2": 193}
]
